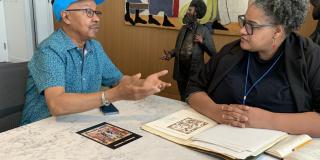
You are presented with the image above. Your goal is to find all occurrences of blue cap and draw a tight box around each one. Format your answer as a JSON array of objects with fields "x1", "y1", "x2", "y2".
[{"x1": 53, "y1": 0, "x2": 105, "y2": 22}]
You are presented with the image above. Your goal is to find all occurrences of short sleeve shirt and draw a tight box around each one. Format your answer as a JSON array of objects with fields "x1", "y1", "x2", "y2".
[{"x1": 21, "y1": 29, "x2": 122, "y2": 125}]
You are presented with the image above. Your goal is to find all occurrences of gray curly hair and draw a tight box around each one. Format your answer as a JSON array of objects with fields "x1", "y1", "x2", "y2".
[{"x1": 252, "y1": 0, "x2": 308, "y2": 34}]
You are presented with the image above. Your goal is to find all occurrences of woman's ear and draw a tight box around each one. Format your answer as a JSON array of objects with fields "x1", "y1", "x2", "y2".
[
  {"x1": 61, "y1": 11, "x2": 71, "y2": 24},
  {"x1": 273, "y1": 25, "x2": 285, "y2": 39}
]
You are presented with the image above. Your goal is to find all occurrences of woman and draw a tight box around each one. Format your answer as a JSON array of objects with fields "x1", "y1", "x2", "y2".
[{"x1": 186, "y1": 0, "x2": 320, "y2": 137}]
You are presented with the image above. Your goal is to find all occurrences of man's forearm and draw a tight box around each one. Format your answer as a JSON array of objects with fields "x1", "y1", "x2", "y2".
[
  {"x1": 46, "y1": 88, "x2": 121, "y2": 116},
  {"x1": 46, "y1": 92, "x2": 102, "y2": 116}
]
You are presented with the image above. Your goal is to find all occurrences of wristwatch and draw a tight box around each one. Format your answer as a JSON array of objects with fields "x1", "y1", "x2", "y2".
[{"x1": 101, "y1": 91, "x2": 111, "y2": 106}]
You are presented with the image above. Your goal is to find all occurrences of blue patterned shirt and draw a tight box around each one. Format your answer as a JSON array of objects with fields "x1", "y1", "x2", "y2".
[{"x1": 21, "y1": 29, "x2": 123, "y2": 125}]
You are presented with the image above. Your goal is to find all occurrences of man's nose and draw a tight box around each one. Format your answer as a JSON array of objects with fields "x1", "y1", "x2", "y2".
[{"x1": 92, "y1": 13, "x2": 100, "y2": 22}]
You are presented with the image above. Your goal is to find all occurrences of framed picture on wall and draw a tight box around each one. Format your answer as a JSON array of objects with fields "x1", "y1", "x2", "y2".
[{"x1": 124, "y1": 0, "x2": 249, "y2": 35}]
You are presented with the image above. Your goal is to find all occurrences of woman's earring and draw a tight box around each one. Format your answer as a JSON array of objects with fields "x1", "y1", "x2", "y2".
[{"x1": 272, "y1": 38, "x2": 276, "y2": 50}]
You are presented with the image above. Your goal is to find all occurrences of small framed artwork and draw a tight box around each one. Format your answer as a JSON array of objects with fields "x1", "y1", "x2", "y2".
[{"x1": 77, "y1": 122, "x2": 142, "y2": 149}]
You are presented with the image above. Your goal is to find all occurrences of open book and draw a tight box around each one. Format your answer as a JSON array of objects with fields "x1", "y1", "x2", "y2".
[
  {"x1": 141, "y1": 108, "x2": 312, "y2": 159},
  {"x1": 284, "y1": 139, "x2": 320, "y2": 160},
  {"x1": 266, "y1": 134, "x2": 311, "y2": 158}
]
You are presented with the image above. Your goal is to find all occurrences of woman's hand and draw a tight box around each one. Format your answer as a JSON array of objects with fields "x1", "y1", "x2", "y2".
[
  {"x1": 218, "y1": 104, "x2": 249, "y2": 128},
  {"x1": 243, "y1": 107, "x2": 273, "y2": 129},
  {"x1": 219, "y1": 104, "x2": 273, "y2": 129}
]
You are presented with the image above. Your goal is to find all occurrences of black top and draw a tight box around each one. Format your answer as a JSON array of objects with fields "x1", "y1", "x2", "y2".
[
  {"x1": 186, "y1": 32, "x2": 320, "y2": 113},
  {"x1": 213, "y1": 46, "x2": 296, "y2": 113}
]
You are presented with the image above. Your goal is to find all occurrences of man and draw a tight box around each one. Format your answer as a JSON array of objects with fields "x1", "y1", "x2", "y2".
[
  {"x1": 21, "y1": 0, "x2": 171, "y2": 125},
  {"x1": 161, "y1": 0, "x2": 215, "y2": 101}
]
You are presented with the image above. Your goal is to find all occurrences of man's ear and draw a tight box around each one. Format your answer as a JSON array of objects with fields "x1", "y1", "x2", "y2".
[{"x1": 61, "y1": 11, "x2": 71, "y2": 24}]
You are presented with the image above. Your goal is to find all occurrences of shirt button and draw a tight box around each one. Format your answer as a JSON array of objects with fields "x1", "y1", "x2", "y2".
[
  {"x1": 80, "y1": 61, "x2": 82, "y2": 64},
  {"x1": 82, "y1": 78, "x2": 86, "y2": 81}
]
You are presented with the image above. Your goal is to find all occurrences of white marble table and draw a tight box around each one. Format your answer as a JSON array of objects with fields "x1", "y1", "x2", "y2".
[
  {"x1": 0, "y1": 95, "x2": 288, "y2": 160},
  {"x1": 0, "y1": 95, "x2": 226, "y2": 160}
]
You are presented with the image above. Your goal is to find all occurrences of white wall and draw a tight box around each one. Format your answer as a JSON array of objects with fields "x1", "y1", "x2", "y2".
[
  {"x1": 218, "y1": 0, "x2": 248, "y2": 24},
  {"x1": 4, "y1": 0, "x2": 35, "y2": 62},
  {"x1": 0, "y1": 0, "x2": 53, "y2": 62},
  {"x1": 33, "y1": 0, "x2": 54, "y2": 46},
  {"x1": 0, "y1": 0, "x2": 8, "y2": 62},
  {"x1": 227, "y1": 0, "x2": 248, "y2": 22}
]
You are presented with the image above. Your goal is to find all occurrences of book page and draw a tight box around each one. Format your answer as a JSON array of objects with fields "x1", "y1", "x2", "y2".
[
  {"x1": 192, "y1": 125, "x2": 287, "y2": 153},
  {"x1": 191, "y1": 140, "x2": 253, "y2": 159},
  {"x1": 284, "y1": 139, "x2": 320, "y2": 160},
  {"x1": 266, "y1": 134, "x2": 312, "y2": 158},
  {"x1": 144, "y1": 109, "x2": 217, "y2": 140}
]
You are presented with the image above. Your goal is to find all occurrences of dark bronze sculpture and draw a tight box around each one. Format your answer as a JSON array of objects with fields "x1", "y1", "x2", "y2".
[
  {"x1": 310, "y1": 0, "x2": 320, "y2": 45},
  {"x1": 161, "y1": 0, "x2": 216, "y2": 101}
]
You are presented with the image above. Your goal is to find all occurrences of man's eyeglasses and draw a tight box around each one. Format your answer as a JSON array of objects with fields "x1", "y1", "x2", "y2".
[
  {"x1": 238, "y1": 15, "x2": 274, "y2": 35},
  {"x1": 65, "y1": 9, "x2": 102, "y2": 18}
]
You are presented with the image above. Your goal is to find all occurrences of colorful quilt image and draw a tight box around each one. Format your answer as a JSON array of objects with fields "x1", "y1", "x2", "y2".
[
  {"x1": 124, "y1": 0, "x2": 248, "y2": 32},
  {"x1": 78, "y1": 122, "x2": 142, "y2": 149}
]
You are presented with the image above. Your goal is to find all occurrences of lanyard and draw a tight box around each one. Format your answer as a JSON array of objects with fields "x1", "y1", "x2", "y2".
[{"x1": 242, "y1": 52, "x2": 284, "y2": 105}]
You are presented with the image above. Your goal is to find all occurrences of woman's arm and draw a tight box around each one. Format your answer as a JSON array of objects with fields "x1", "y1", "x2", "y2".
[
  {"x1": 188, "y1": 92, "x2": 248, "y2": 127},
  {"x1": 188, "y1": 92, "x2": 221, "y2": 122},
  {"x1": 269, "y1": 111, "x2": 320, "y2": 137},
  {"x1": 221, "y1": 106, "x2": 320, "y2": 137}
]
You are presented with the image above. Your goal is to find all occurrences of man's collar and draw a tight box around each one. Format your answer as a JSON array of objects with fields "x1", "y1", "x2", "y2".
[
  {"x1": 50, "y1": 28, "x2": 78, "y2": 51},
  {"x1": 52, "y1": 28, "x2": 94, "y2": 53}
]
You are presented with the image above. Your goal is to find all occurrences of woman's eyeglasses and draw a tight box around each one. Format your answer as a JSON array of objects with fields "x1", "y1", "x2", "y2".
[
  {"x1": 65, "y1": 8, "x2": 102, "y2": 18},
  {"x1": 238, "y1": 15, "x2": 274, "y2": 35}
]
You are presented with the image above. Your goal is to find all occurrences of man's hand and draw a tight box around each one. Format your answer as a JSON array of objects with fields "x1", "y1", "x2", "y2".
[
  {"x1": 193, "y1": 34, "x2": 204, "y2": 44},
  {"x1": 113, "y1": 70, "x2": 171, "y2": 100},
  {"x1": 143, "y1": 70, "x2": 171, "y2": 92},
  {"x1": 160, "y1": 50, "x2": 173, "y2": 61}
]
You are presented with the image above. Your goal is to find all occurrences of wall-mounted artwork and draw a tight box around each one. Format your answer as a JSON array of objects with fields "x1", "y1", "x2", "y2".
[{"x1": 124, "y1": 0, "x2": 248, "y2": 35}]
